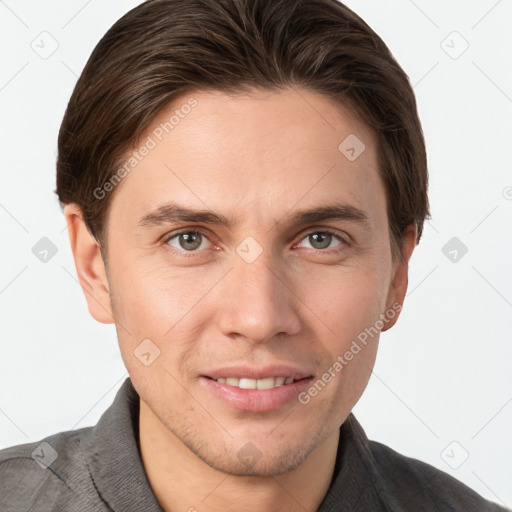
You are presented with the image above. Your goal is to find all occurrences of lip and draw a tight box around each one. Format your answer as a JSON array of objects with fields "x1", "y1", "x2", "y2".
[
  {"x1": 203, "y1": 364, "x2": 313, "y2": 381},
  {"x1": 200, "y1": 365, "x2": 314, "y2": 413}
]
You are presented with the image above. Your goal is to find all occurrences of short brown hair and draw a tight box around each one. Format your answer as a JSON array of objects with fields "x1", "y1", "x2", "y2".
[{"x1": 56, "y1": 0, "x2": 429, "y2": 261}]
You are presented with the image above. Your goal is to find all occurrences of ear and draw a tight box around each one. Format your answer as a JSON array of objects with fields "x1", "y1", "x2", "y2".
[
  {"x1": 381, "y1": 224, "x2": 418, "y2": 332},
  {"x1": 63, "y1": 204, "x2": 114, "y2": 324}
]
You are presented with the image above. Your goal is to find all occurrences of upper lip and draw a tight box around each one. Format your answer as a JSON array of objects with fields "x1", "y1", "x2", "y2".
[{"x1": 202, "y1": 364, "x2": 313, "y2": 381}]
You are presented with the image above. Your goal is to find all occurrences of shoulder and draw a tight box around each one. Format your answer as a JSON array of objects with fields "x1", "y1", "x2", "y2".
[
  {"x1": 367, "y1": 439, "x2": 509, "y2": 511},
  {"x1": 0, "y1": 428, "x2": 106, "y2": 512}
]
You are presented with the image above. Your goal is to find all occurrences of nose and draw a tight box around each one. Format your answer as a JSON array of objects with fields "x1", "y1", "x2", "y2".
[{"x1": 216, "y1": 251, "x2": 302, "y2": 344}]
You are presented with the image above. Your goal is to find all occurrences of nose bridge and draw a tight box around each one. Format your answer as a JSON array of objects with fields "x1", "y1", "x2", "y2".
[
  {"x1": 235, "y1": 253, "x2": 277, "y2": 304},
  {"x1": 217, "y1": 249, "x2": 300, "y2": 343}
]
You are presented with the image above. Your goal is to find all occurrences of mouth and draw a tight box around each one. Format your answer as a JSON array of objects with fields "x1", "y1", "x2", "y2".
[
  {"x1": 200, "y1": 366, "x2": 313, "y2": 412},
  {"x1": 207, "y1": 376, "x2": 304, "y2": 390}
]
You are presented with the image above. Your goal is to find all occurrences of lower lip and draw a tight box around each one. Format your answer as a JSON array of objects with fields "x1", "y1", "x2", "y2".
[{"x1": 200, "y1": 377, "x2": 312, "y2": 412}]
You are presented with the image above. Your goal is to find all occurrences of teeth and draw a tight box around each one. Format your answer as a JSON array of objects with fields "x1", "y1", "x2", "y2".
[
  {"x1": 239, "y1": 378, "x2": 257, "y2": 390},
  {"x1": 215, "y1": 376, "x2": 297, "y2": 389},
  {"x1": 256, "y1": 377, "x2": 275, "y2": 390}
]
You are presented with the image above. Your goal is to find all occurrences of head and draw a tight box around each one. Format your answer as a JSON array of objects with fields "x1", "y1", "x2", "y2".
[{"x1": 58, "y1": 0, "x2": 429, "y2": 476}]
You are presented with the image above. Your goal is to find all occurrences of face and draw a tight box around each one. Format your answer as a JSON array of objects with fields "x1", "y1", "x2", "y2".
[{"x1": 78, "y1": 87, "x2": 412, "y2": 476}]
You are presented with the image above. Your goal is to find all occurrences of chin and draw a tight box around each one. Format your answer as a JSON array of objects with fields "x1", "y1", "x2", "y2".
[{"x1": 189, "y1": 439, "x2": 314, "y2": 477}]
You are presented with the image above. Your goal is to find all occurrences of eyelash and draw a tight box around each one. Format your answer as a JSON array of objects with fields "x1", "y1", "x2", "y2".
[{"x1": 162, "y1": 228, "x2": 349, "y2": 258}]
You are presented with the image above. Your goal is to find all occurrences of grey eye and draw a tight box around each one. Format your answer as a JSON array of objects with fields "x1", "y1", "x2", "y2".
[
  {"x1": 297, "y1": 231, "x2": 344, "y2": 251},
  {"x1": 178, "y1": 232, "x2": 203, "y2": 250},
  {"x1": 308, "y1": 232, "x2": 333, "y2": 249},
  {"x1": 166, "y1": 231, "x2": 210, "y2": 252}
]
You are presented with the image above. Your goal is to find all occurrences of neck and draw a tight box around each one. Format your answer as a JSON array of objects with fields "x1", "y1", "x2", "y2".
[{"x1": 138, "y1": 399, "x2": 340, "y2": 512}]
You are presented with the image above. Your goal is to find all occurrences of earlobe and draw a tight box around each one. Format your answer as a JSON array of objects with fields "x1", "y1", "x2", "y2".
[
  {"x1": 63, "y1": 204, "x2": 114, "y2": 324},
  {"x1": 382, "y1": 224, "x2": 418, "y2": 332}
]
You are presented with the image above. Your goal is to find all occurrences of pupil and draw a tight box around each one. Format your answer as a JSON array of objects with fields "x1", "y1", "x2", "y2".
[
  {"x1": 180, "y1": 232, "x2": 201, "y2": 250},
  {"x1": 310, "y1": 233, "x2": 331, "y2": 249}
]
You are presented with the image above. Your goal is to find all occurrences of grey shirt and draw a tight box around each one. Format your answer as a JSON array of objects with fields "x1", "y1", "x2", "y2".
[{"x1": 0, "y1": 378, "x2": 507, "y2": 511}]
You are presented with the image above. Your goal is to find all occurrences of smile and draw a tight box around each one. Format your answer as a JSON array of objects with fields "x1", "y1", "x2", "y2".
[{"x1": 213, "y1": 376, "x2": 297, "y2": 389}]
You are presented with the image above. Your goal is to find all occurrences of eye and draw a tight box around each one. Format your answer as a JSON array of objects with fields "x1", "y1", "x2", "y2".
[
  {"x1": 165, "y1": 231, "x2": 212, "y2": 252},
  {"x1": 296, "y1": 231, "x2": 346, "y2": 251}
]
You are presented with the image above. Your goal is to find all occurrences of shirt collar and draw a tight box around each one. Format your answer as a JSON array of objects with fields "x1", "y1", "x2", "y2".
[
  {"x1": 81, "y1": 377, "x2": 163, "y2": 511},
  {"x1": 318, "y1": 413, "x2": 384, "y2": 511}
]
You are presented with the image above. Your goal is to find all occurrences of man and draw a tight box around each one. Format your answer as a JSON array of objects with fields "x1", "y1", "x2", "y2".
[{"x1": 0, "y1": 0, "x2": 507, "y2": 510}]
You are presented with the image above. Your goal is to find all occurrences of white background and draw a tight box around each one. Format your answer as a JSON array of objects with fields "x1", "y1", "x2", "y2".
[{"x1": 1, "y1": 0, "x2": 511, "y2": 507}]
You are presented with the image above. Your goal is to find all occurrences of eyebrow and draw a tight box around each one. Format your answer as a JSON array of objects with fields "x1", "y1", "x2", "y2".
[{"x1": 138, "y1": 201, "x2": 370, "y2": 230}]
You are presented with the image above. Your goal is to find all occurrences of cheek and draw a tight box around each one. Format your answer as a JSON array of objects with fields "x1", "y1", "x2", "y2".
[
  {"x1": 108, "y1": 260, "x2": 208, "y2": 401},
  {"x1": 111, "y1": 268, "x2": 173, "y2": 337},
  {"x1": 298, "y1": 260, "x2": 390, "y2": 346},
  {"x1": 294, "y1": 262, "x2": 388, "y2": 408},
  {"x1": 108, "y1": 255, "x2": 226, "y2": 353}
]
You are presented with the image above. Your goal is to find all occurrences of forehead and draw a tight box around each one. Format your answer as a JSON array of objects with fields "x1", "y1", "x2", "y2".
[{"x1": 108, "y1": 87, "x2": 385, "y2": 232}]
